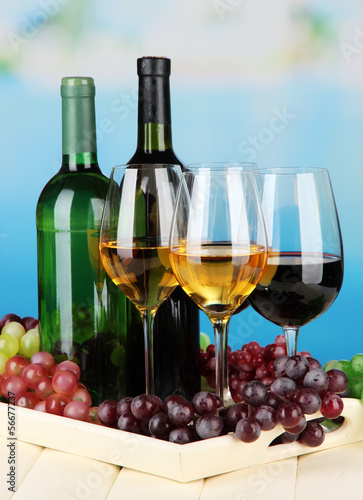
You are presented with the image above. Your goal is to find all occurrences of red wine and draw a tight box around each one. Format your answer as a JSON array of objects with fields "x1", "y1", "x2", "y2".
[{"x1": 248, "y1": 252, "x2": 343, "y2": 327}]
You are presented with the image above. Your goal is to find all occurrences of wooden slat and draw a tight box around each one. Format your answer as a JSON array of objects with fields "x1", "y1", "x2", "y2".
[
  {"x1": 295, "y1": 441, "x2": 363, "y2": 499},
  {"x1": 106, "y1": 467, "x2": 204, "y2": 500},
  {"x1": 200, "y1": 457, "x2": 298, "y2": 500},
  {"x1": 0, "y1": 437, "x2": 43, "y2": 499},
  {"x1": 12, "y1": 447, "x2": 120, "y2": 500}
]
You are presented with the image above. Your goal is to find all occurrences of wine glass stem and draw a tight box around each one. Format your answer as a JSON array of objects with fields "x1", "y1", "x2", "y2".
[
  {"x1": 213, "y1": 320, "x2": 229, "y2": 404},
  {"x1": 141, "y1": 310, "x2": 155, "y2": 395},
  {"x1": 283, "y1": 327, "x2": 299, "y2": 357}
]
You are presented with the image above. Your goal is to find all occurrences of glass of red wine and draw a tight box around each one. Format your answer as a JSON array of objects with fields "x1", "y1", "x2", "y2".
[{"x1": 248, "y1": 167, "x2": 344, "y2": 356}]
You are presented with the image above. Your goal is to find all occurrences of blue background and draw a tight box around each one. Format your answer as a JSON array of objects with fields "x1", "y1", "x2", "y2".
[{"x1": 1, "y1": 1, "x2": 363, "y2": 366}]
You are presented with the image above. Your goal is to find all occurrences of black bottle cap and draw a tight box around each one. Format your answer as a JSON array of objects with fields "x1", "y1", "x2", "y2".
[{"x1": 137, "y1": 57, "x2": 171, "y2": 76}]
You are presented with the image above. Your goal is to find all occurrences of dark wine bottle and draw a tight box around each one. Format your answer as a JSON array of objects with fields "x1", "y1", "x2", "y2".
[
  {"x1": 36, "y1": 77, "x2": 128, "y2": 405},
  {"x1": 127, "y1": 56, "x2": 201, "y2": 400}
]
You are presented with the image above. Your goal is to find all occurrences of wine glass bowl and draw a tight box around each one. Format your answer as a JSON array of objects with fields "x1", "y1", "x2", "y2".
[
  {"x1": 169, "y1": 166, "x2": 268, "y2": 404},
  {"x1": 248, "y1": 167, "x2": 344, "y2": 356},
  {"x1": 99, "y1": 164, "x2": 181, "y2": 394}
]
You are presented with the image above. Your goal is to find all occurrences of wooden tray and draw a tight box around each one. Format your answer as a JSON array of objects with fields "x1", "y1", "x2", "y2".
[{"x1": 1, "y1": 398, "x2": 362, "y2": 483}]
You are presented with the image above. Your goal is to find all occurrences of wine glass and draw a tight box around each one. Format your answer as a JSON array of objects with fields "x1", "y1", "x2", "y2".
[
  {"x1": 169, "y1": 166, "x2": 268, "y2": 404},
  {"x1": 186, "y1": 163, "x2": 258, "y2": 327},
  {"x1": 248, "y1": 167, "x2": 344, "y2": 356},
  {"x1": 99, "y1": 164, "x2": 181, "y2": 395}
]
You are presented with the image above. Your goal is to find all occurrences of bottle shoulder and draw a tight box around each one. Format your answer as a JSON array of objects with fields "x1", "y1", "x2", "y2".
[
  {"x1": 128, "y1": 149, "x2": 183, "y2": 166},
  {"x1": 36, "y1": 170, "x2": 110, "y2": 230},
  {"x1": 38, "y1": 170, "x2": 109, "y2": 201}
]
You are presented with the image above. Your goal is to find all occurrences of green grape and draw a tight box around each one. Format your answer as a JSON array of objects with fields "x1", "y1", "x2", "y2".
[
  {"x1": 350, "y1": 354, "x2": 363, "y2": 377},
  {"x1": 19, "y1": 333, "x2": 40, "y2": 359},
  {"x1": 26, "y1": 328, "x2": 39, "y2": 336},
  {"x1": 200, "y1": 332, "x2": 211, "y2": 352},
  {"x1": 0, "y1": 352, "x2": 8, "y2": 374},
  {"x1": 1, "y1": 321, "x2": 26, "y2": 341},
  {"x1": 0, "y1": 334, "x2": 19, "y2": 358},
  {"x1": 335, "y1": 360, "x2": 354, "y2": 380},
  {"x1": 349, "y1": 377, "x2": 363, "y2": 399},
  {"x1": 323, "y1": 360, "x2": 339, "y2": 371}
]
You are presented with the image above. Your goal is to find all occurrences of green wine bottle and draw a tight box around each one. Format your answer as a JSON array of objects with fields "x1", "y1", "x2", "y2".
[
  {"x1": 36, "y1": 77, "x2": 127, "y2": 405},
  {"x1": 127, "y1": 57, "x2": 201, "y2": 400}
]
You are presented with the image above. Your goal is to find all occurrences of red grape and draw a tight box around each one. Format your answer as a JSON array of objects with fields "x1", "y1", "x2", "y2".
[
  {"x1": 326, "y1": 369, "x2": 348, "y2": 394},
  {"x1": 285, "y1": 414, "x2": 307, "y2": 435},
  {"x1": 34, "y1": 376, "x2": 55, "y2": 400},
  {"x1": 303, "y1": 369, "x2": 330, "y2": 396},
  {"x1": 235, "y1": 417, "x2": 261, "y2": 443},
  {"x1": 253, "y1": 405, "x2": 277, "y2": 431},
  {"x1": 69, "y1": 388, "x2": 92, "y2": 407},
  {"x1": 63, "y1": 400, "x2": 89, "y2": 421},
  {"x1": 15, "y1": 391, "x2": 39, "y2": 409},
  {"x1": 45, "y1": 393, "x2": 70, "y2": 416},
  {"x1": 299, "y1": 421, "x2": 325, "y2": 447},
  {"x1": 5, "y1": 355, "x2": 29, "y2": 377},
  {"x1": 263, "y1": 392, "x2": 283, "y2": 410},
  {"x1": 2, "y1": 375, "x2": 27, "y2": 398},
  {"x1": 195, "y1": 413, "x2": 223, "y2": 439},
  {"x1": 164, "y1": 394, "x2": 186, "y2": 410},
  {"x1": 149, "y1": 412, "x2": 173, "y2": 439},
  {"x1": 276, "y1": 402, "x2": 303, "y2": 429},
  {"x1": 55, "y1": 360, "x2": 81, "y2": 380},
  {"x1": 306, "y1": 357, "x2": 322, "y2": 370},
  {"x1": 168, "y1": 400, "x2": 194, "y2": 426},
  {"x1": 242, "y1": 380, "x2": 267, "y2": 406},
  {"x1": 30, "y1": 352, "x2": 55, "y2": 373},
  {"x1": 131, "y1": 394, "x2": 159, "y2": 420},
  {"x1": 52, "y1": 369, "x2": 78, "y2": 395},
  {"x1": 295, "y1": 388, "x2": 322, "y2": 414},
  {"x1": 285, "y1": 355, "x2": 310, "y2": 380},
  {"x1": 22, "y1": 363, "x2": 48, "y2": 389},
  {"x1": 117, "y1": 397, "x2": 133, "y2": 416},
  {"x1": 320, "y1": 392, "x2": 344, "y2": 419},
  {"x1": 22, "y1": 316, "x2": 39, "y2": 331},
  {"x1": 225, "y1": 403, "x2": 248, "y2": 431},
  {"x1": 98, "y1": 399, "x2": 118, "y2": 427},
  {"x1": 192, "y1": 391, "x2": 217, "y2": 415},
  {"x1": 117, "y1": 411, "x2": 141, "y2": 433},
  {"x1": 169, "y1": 426, "x2": 195, "y2": 444},
  {"x1": 34, "y1": 400, "x2": 47, "y2": 412},
  {"x1": 270, "y1": 377, "x2": 297, "y2": 397},
  {"x1": 0, "y1": 313, "x2": 22, "y2": 329}
]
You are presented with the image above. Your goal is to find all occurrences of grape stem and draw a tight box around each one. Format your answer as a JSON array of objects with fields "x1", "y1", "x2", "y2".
[{"x1": 141, "y1": 310, "x2": 155, "y2": 395}]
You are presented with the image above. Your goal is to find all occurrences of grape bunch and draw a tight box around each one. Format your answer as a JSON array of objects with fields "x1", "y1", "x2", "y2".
[
  {"x1": 324, "y1": 354, "x2": 363, "y2": 402},
  {"x1": 97, "y1": 354, "x2": 347, "y2": 447},
  {"x1": 97, "y1": 390, "x2": 225, "y2": 444},
  {"x1": 0, "y1": 351, "x2": 98, "y2": 423},
  {"x1": 200, "y1": 334, "x2": 312, "y2": 402},
  {"x1": 227, "y1": 354, "x2": 347, "y2": 446},
  {"x1": 0, "y1": 313, "x2": 40, "y2": 371}
]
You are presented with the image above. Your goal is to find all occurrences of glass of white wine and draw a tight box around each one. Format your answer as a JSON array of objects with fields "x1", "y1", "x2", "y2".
[
  {"x1": 169, "y1": 166, "x2": 268, "y2": 405},
  {"x1": 99, "y1": 164, "x2": 181, "y2": 395}
]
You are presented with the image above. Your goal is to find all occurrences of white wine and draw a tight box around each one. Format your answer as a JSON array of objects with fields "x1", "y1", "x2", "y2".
[
  {"x1": 169, "y1": 243, "x2": 268, "y2": 322},
  {"x1": 100, "y1": 239, "x2": 178, "y2": 314}
]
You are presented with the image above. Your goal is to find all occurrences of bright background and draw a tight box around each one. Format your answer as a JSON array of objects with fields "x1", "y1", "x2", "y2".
[{"x1": 1, "y1": 0, "x2": 363, "y2": 365}]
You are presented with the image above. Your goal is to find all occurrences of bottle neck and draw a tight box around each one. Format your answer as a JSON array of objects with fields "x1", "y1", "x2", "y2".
[
  {"x1": 61, "y1": 93, "x2": 100, "y2": 172},
  {"x1": 61, "y1": 152, "x2": 99, "y2": 172},
  {"x1": 136, "y1": 75, "x2": 173, "y2": 153},
  {"x1": 137, "y1": 123, "x2": 173, "y2": 152}
]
